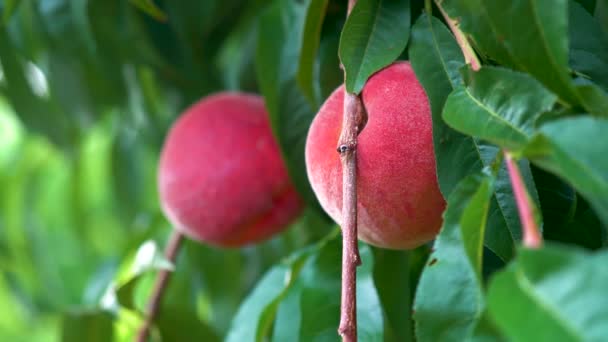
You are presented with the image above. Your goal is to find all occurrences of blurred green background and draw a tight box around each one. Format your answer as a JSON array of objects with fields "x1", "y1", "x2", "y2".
[{"x1": 0, "y1": 0, "x2": 336, "y2": 340}]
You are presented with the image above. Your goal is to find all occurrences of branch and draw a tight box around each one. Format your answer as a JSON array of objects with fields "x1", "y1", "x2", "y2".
[
  {"x1": 136, "y1": 231, "x2": 184, "y2": 342},
  {"x1": 504, "y1": 152, "x2": 543, "y2": 248},
  {"x1": 436, "y1": 2, "x2": 543, "y2": 248},
  {"x1": 337, "y1": 1, "x2": 363, "y2": 341}
]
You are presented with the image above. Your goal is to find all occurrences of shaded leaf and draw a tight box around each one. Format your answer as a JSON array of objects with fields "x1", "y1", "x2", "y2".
[
  {"x1": 569, "y1": 1, "x2": 608, "y2": 91},
  {"x1": 414, "y1": 173, "x2": 494, "y2": 341},
  {"x1": 524, "y1": 116, "x2": 608, "y2": 226},
  {"x1": 372, "y1": 248, "x2": 413, "y2": 342},
  {"x1": 339, "y1": 0, "x2": 410, "y2": 94},
  {"x1": 297, "y1": 0, "x2": 329, "y2": 106},
  {"x1": 255, "y1": 0, "x2": 324, "y2": 212}
]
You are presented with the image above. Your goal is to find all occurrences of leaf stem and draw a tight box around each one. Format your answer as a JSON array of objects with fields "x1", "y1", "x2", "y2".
[
  {"x1": 504, "y1": 152, "x2": 543, "y2": 248},
  {"x1": 435, "y1": 1, "x2": 481, "y2": 71},
  {"x1": 136, "y1": 230, "x2": 184, "y2": 342},
  {"x1": 338, "y1": 1, "x2": 363, "y2": 341}
]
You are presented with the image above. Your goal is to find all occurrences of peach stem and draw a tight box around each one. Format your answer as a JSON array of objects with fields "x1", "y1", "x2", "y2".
[
  {"x1": 504, "y1": 152, "x2": 543, "y2": 248},
  {"x1": 136, "y1": 230, "x2": 184, "y2": 342},
  {"x1": 337, "y1": 1, "x2": 363, "y2": 341}
]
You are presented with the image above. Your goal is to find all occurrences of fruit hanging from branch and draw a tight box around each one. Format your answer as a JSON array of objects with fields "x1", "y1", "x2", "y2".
[
  {"x1": 305, "y1": 62, "x2": 445, "y2": 250},
  {"x1": 158, "y1": 92, "x2": 304, "y2": 247}
]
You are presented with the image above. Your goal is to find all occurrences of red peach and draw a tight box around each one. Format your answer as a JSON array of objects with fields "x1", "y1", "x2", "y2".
[
  {"x1": 305, "y1": 62, "x2": 445, "y2": 249},
  {"x1": 158, "y1": 92, "x2": 303, "y2": 247}
]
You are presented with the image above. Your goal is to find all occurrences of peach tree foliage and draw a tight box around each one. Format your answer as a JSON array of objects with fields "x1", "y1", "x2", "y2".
[{"x1": 0, "y1": 0, "x2": 606, "y2": 341}]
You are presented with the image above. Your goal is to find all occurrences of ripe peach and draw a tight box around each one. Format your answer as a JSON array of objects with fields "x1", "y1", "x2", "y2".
[
  {"x1": 305, "y1": 62, "x2": 445, "y2": 249},
  {"x1": 158, "y1": 92, "x2": 303, "y2": 247}
]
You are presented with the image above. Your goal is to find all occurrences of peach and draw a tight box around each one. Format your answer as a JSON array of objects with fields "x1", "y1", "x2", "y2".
[
  {"x1": 305, "y1": 62, "x2": 445, "y2": 249},
  {"x1": 158, "y1": 92, "x2": 303, "y2": 247}
]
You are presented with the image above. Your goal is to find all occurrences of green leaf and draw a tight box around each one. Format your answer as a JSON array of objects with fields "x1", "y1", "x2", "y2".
[
  {"x1": 569, "y1": 1, "x2": 608, "y2": 91},
  {"x1": 156, "y1": 306, "x2": 220, "y2": 342},
  {"x1": 226, "y1": 230, "x2": 338, "y2": 342},
  {"x1": 410, "y1": 14, "x2": 540, "y2": 261},
  {"x1": 272, "y1": 239, "x2": 383, "y2": 341},
  {"x1": 339, "y1": 0, "x2": 410, "y2": 94},
  {"x1": 1, "y1": 0, "x2": 20, "y2": 24},
  {"x1": 441, "y1": 0, "x2": 579, "y2": 105},
  {"x1": 256, "y1": 0, "x2": 322, "y2": 212},
  {"x1": 128, "y1": 0, "x2": 167, "y2": 21},
  {"x1": 487, "y1": 244, "x2": 608, "y2": 341},
  {"x1": 574, "y1": 82, "x2": 608, "y2": 117},
  {"x1": 414, "y1": 173, "x2": 494, "y2": 341},
  {"x1": 61, "y1": 310, "x2": 113, "y2": 342},
  {"x1": 443, "y1": 67, "x2": 557, "y2": 151},
  {"x1": 297, "y1": 0, "x2": 329, "y2": 106},
  {"x1": 443, "y1": 0, "x2": 608, "y2": 117},
  {"x1": 372, "y1": 248, "x2": 413, "y2": 341},
  {"x1": 524, "y1": 116, "x2": 608, "y2": 226}
]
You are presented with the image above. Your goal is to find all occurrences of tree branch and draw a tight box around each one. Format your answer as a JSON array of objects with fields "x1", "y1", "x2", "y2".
[
  {"x1": 136, "y1": 231, "x2": 184, "y2": 342},
  {"x1": 337, "y1": 1, "x2": 363, "y2": 341},
  {"x1": 436, "y1": 1, "x2": 543, "y2": 248}
]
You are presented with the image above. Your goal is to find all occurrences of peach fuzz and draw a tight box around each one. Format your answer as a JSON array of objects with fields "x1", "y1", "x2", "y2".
[
  {"x1": 305, "y1": 62, "x2": 445, "y2": 249},
  {"x1": 158, "y1": 92, "x2": 303, "y2": 247}
]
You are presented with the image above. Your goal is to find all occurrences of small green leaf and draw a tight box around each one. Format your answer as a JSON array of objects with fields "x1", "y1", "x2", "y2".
[
  {"x1": 339, "y1": 0, "x2": 410, "y2": 94},
  {"x1": 297, "y1": 0, "x2": 329, "y2": 106},
  {"x1": 443, "y1": 67, "x2": 557, "y2": 151},
  {"x1": 414, "y1": 173, "x2": 494, "y2": 341},
  {"x1": 488, "y1": 244, "x2": 608, "y2": 341},
  {"x1": 524, "y1": 116, "x2": 608, "y2": 226}
]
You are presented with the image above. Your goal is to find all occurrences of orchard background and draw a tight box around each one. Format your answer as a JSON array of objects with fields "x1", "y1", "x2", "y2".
[{"x1": 0, "y1": 0, "x2": 607, "y2": 341}]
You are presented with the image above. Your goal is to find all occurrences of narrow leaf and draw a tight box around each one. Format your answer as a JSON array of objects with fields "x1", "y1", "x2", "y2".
[
  {"x1": 297, "y1": 0, "x2": 329, "y2": 106},
  {"x1": 256, "y1": 0, "x2": 322, "y2": 211}
]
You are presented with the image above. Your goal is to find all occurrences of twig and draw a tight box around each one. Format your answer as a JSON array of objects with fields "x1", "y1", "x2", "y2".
[
  {"x1": 436, "y1": 2, "x2": 543, "y2": 248},
  {"x1": 504, "y1": 152, "x2": 542, "y2": 248},
  {"x1": 136, "y1": 231, "x2": 184, "y2": 342},
  {"x1": 337, "y1": 1, "x2": 363, "y2": 341}
]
